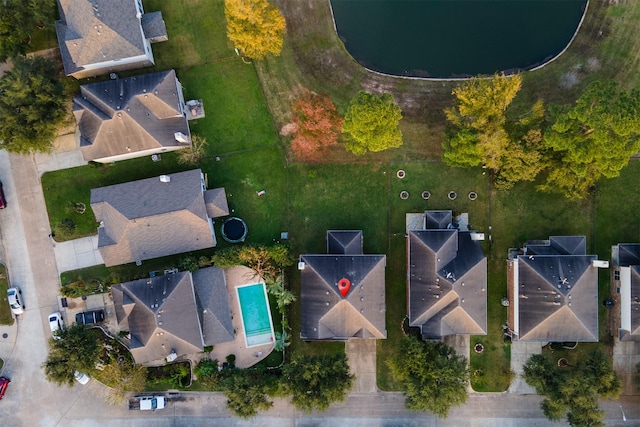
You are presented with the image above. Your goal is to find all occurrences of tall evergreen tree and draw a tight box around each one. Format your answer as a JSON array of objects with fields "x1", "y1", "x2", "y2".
[{"x1": 0, "y1": 56, "x2": 68, "y2": 153}]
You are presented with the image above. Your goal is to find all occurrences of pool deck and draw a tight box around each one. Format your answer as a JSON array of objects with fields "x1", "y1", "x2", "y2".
[{"x1": 205, "y1": 266, "x2": 275, "y2": 369}]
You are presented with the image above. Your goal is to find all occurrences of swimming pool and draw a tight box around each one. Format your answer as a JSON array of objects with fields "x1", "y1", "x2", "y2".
[{"x1": 236, "y1": 283, "x2": 274, "y2": 347}]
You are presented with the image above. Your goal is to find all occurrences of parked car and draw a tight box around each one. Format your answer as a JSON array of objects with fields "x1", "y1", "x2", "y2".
[
  {"x1": 48, "y1": 312, "x2": 64, "y2": 339},
  {"x1": 7, "y1": 287, "x2": 24, "y2": 315},
  {"x1": 75, "y1": 309, "x2": 104, "y2": 325},
  {"x1": 0, "y1": 181, "x2": 6, "y2": 209},
  {"x1": 0, "y1": 377, "x2": 9, "y2": 400},
  {"x1": 73, "y1": 371, "x2": 90, "y2": 385}
]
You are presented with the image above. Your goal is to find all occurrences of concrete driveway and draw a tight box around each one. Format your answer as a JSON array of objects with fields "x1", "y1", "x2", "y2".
[
  {"x1": 508, "y1": 341, "x2": 541, "y2": 394},
  {"x1": 346, "y1": 339, "x2": 377, "y2": 393},
  {"x1": 54, "y1": 235, "x2": 103, "y2": 273}
]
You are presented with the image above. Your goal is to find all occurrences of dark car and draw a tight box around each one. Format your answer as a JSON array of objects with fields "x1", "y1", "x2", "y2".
[
  {"x1": 0, "y1": 181, "x2": 6, "y2": 209},
  {"x1": 75, "y1": 309, "x2": 105, "y2": 325},
  {"x1": 0, "y1": 377, "x2": 10, "y2": 400}
]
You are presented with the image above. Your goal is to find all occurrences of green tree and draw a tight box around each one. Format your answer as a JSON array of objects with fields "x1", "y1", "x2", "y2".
[
  {"x1": 443, "y1": 74, "x2": 546, "y2": 189},
  {"x1": 523, "y1": 351, "x2": 621, "y2": 427},
  {"x1": 387, "y1": 336, "x2": 469, "y2": 417},
  {"x1": 342, "y1": 91, "x2": 403, "y2": 155},
  {"x1": 0, "y1": 56, "x2": 68, "y2": 153},
  {"x1": 0, "y1": 0, "x2": 54, "y2": 62},
  {"x1": 540, "y1": 80, "x2": 640, "y2": 199},
  {"x1": 281, "y1": 353, "x2": 354, "y2": 412},
  {"x1": 225, "y1": 0, "x2": 286, "y2": 60},
  {"x1": 274, "y1": 329, "x2": 290, "y2": 352},
  {"x1": 42, "y1": 325, "x2": 101, "y2": 385},
  {"x1": 219, "y1": 370, "x2": 278, "y2": 418},
  {"x1": 101, "y1": 355, "x2": 148, "y2": 405}
]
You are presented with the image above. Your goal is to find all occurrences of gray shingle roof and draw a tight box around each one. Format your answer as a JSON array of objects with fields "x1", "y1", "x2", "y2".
[
  {"x1": 511, "y1": 236, "x2": 599, "y2": 342},
  {"x1": 56, "y1": 0, "x2": 163, "y2": 76},
  {"x1": 617, "y1": 243, "x2": 640, "y2": 267},
  {"x1": 204, "y1": 188, "x2": 229, "y2": 218},
  {"x1": 141, "y1": 11, "x2": 167, "y2": 41},
  {"x1": 74, "y1": 70, "x2": 190, "y2": 162},
  {"x1": 425, "y1": 210, "x2": 453, "y2": 230},
  {"x1": 327, "y1": 230, "x2": 363, "y2": 254},
  {"x1": 300, "y1": 231, "x2": 386, "y2": 340},
  {"x1": 111, "y1": 271, "x2": 204, "y2": 364},
  {"x1": 526, "y1": 236, "x2": 586, "y2": 256},
  {"x1": 408, "y1": 228, "x2": 487, "y2": 339},
  {"x1": 91, "y1": 169, "x2": 219, "y2": 266},
  {"x1": 192, "y1": 267, "x2": 234, "y2": 346}
]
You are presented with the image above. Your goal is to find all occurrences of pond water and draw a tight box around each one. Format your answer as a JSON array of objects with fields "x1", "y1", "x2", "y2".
[{"x1": 330, "y1": 0, "x2": 587, "y2": 78}]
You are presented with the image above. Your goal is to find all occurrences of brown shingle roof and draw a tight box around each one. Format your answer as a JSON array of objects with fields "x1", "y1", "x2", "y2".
[
  {"x1": 91, "y1": 169, "x2": 219, "y2": 266},
  {"x1": 56, "y1": 0, "x2": 165, "y2": 76},
  {"x1": 300, "y1": 254, "x2": 387, "y2": 340},
  {"x1": 204, "y1": 188, "x2": 230, "y2": 218},
  {"x1": 111, "y1": 272, "x2": 204, "y2": 364},
  {"x1": 192, "y1": 267, "x2": 234, "y2": 346},
  {"x1": 74, "y1": 70, "x2": 190, "y2": 162}
]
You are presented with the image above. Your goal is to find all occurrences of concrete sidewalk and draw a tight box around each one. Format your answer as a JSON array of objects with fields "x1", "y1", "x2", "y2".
[
  {"x1": 0, "y1": 322, "x2": 17, "y2": 375},
  {"x1": 54, "y1": 235, "x2": 103, "y2": 273}
]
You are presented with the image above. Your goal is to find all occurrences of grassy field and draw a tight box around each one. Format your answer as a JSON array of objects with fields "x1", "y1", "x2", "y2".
[{"x1": 0, "y1": 263, "x2": 14, "y2": 325}]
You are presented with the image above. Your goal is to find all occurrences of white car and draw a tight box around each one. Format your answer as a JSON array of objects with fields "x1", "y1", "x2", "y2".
[
  {"x1": 7, "y1": 287, "x2": 24, "y2": 315},
  {"x1": 74, "y1": 371, "x2": 90, "y2": 385},
  {"x1": 48, "y1": 312, "x2": 63, "y2": 339}
]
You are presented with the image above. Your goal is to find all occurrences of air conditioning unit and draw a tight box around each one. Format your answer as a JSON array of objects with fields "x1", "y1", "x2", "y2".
[
  {"x1": 298, "y1": 262, "x2": 305, "y2": 270},
  {"x1": 174, "y1": 132, "x2": 189, "y2": 143},
  {"x1": 592, "y1": 260, "x2": 609, "y2": 268}
]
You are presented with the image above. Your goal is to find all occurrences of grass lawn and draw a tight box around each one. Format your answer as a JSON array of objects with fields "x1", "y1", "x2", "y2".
[
  {"x1": 0, "y1": 263, "x2": 14, "y2": 325},
  {"x1": 181, "y1": 62, "x2": 281, "y2": 154},
  {"x1": 144, "y1": 0, "x2": 234, "y2": 70}
]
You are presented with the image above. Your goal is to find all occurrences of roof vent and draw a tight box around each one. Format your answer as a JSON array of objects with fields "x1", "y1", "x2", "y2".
[{"x1": 159, "y1": 175, "x2": 170, "y2": 183}]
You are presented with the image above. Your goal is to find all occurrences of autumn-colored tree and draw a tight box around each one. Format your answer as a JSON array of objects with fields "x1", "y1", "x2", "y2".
[
  {"x1": 540, "y1": 80, "x2": 640, "y2": 199},
  {"x1": 443, "y1": 74, "x2": 546, "y2": 189},
  {"x1": 177, "y1": 134, "x2": 208, "y2": 166},
  {"x1": 225, "y1": 0, "x2": 286, "y2": 60},
  {"x1": 342, "y1": 91, "x2": 403, "y2": 155},
  {"x1": 290, "y1": 93, "x2": 343, "y2": 161}
]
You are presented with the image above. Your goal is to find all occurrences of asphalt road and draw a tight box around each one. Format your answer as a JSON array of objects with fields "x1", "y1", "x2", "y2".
[{"x1": 0, "y1": 151, "x2": 638, "y2": 426}]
